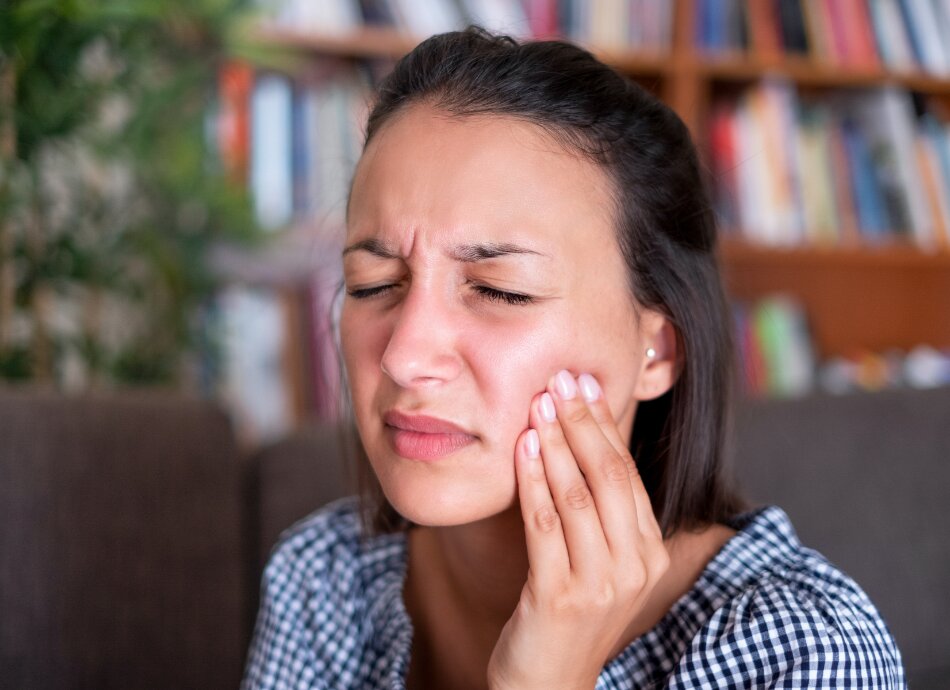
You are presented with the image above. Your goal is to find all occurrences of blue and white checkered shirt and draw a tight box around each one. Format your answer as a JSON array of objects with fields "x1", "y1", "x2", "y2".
[{"x1": 243, "y1": 497, "x2": 904, "y2": 688}]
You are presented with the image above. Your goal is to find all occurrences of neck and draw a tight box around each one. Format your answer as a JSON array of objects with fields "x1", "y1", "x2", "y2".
[
  {"x1": 403, "y1": 503, "x2": 531, "y2": 689},
  {"x1": 403, "y1": 498, "x2": 737, "y2": 690},
  {"x1": 413, "y1": 502, "x2": 529, "y2": 630}
]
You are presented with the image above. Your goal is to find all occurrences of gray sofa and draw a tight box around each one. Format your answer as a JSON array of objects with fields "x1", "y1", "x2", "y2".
[{"x1": 2, "y1": 385, "x2": 948, "y2": 688}]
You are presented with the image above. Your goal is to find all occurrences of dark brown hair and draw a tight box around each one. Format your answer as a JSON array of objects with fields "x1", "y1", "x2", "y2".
[{"x1": 346, "y1": 26, "x2": 743, "y2": 536}]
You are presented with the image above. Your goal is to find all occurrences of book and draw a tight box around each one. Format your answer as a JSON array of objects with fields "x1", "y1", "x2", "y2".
[
  {"x1": 900, "y1": 0, "x2": 950, "y2": 74},
  {"x1": 524, "y1": 0, "x2": 559, "y2": 38},
  {"x1": 216, "y1": 285, "x2": 295, "y2": 445},
  {"x1": 825, "y1": 119, "x2": 862, "y2": 244},
  {"x1": 217, "y1": 61, "x2": 254, "y2": 184},
  {"x1": 800, "y1": 0, "x2": 830, "y2": 62},
  {"x1": 868, "y1": 0, "x2": 917, "y2": 71},
  {"x1": 358, "y1": 0, "x2": 397, "y2": 26},
  {"x1": 709, "y1": 101, "x2": 741, "y2": 233},
  {"x1": 916, "y1": 131, "x2": 950, "y2": 247},
  {"x1": 387, "y1": 0, "x2": 464, "y2": 37},
  {"x1": 844, "y1": 87, "x2": 935, "y2": 245},
  {"x1": 847, "y1": 0, "x2": 882, "y2": 67},
  {"x1": 919, "y1": 112, "x2": 950, "y2": 246},
  {"x1": 745, "y1": 0, "x2": 782, "y2": 59},
  {"x1": 840, "y1": 117, "x2": 891, "y2": 238},
  {"x1": 797, "y1": 105, "x2": 840, "y2": 245},
  {"x1": 460, "y1": 0, "x2": 532, "y2": 37},
  {"x1": 733, "y1": 296, "x2": 817, "y2": 397},
  {"x1": 729, "y1": 79, "x2": 804, "y2": 245},
  {"x1": 819, "y1": 0, "x2": 847, "y2": 64},
  {"x1": 250, "y1": 73, "x2": 294, "y2": 230},
  {"x1": 273, "y1": 0, "x2": 362, "y2": 32},
  {"x1": 589, "y1": 0, "x2": 629, "y2": 48},
  {"x1": 752, "y1": 295, "x2": 816, "y2": 397},
  {"x1": 775, "y1": 0, "x2": 810, "y2": 55}
]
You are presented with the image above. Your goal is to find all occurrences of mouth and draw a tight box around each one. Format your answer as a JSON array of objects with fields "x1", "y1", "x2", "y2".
[{"x1": 383, "y1": 410, "x2": 478, "y2": 461}]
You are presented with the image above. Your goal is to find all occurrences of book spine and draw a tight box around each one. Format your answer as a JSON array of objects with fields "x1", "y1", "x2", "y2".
[
  {"x1": 826, "y1": 119, "x2": 862, "y2": 245},
  {"x1": 217, "y1": 61, "x2": 253, "y2": 185},
  {"x1": 250, "y1": 73, "x2": 294, "y2": 231},
  {"x1": 849, "y1": 0, "x2": 882, "y2": 67},
  {"x1": 525, "y1": 0, "x2": 559, "y2": 37}
]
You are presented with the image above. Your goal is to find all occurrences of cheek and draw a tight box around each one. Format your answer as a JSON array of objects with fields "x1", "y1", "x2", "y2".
[
  {"x1": 458, "y1": 315, "x2": 580, "y2": 433},
  {"x1": 339, "y1": 307, "x2": 387, "y2": 409}
]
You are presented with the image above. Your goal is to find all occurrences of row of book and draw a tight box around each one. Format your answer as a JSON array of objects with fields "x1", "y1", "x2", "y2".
[
  {"x1": 212, "y1": 277, "x2": 343, "y2": 446},
  {"x1": 733, "y1": 296, "x2": 816, "y2": 398},
  {"x1": 697, "y1": 0, "x2": 950, "y2": 75},
  {"x1": 259, "y1": 0, "x2": 674, "y2": 51},
  {"x1": 216, "y1": 62, "x2": 372, "y2": 231},
  {"x1": 733, "y1": 295, "x2": 950, "y2": 398},
  {"x1": 710, "y1": 80, "x2": 950, "y2": 248}
]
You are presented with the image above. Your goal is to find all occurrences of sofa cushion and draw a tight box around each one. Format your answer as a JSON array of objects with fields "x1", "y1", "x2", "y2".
[
  {"x1": 733, "y1": 387, "x2": 950, "y2": 687},
  {"x1": 249, "y1": 423, "x2": 354, "y2": 572},
  {"x1": 0, "y1": 387, "x2": 246, "y2": 690}
]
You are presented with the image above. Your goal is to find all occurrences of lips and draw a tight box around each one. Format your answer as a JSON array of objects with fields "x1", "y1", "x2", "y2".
[{"x1": 383, "y1": 410, "x2": 477, "y2": 461}]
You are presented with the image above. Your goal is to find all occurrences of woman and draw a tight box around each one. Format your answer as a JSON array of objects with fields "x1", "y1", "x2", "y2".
[{"x1": 243, "y1": 27, "x2": 903, "y2": 689}]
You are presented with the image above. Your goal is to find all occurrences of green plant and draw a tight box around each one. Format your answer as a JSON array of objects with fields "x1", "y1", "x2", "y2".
[{"x1": 0, "y1": 0, "x2": 268, "y2": 388}]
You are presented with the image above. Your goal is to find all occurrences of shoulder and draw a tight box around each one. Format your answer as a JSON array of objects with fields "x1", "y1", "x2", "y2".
[
  {"x1": 669, "y1": 507, "x2": 905, "y2": 688},
  {"x1": 258, "y1": 495, "x2": 410, "y2": 616},
  {"x1": 263, "y1": 495, "x2": 365, "y2": 583},
  {"x1": 243, "y1": 497, "x2": 409, "y2": 689}
]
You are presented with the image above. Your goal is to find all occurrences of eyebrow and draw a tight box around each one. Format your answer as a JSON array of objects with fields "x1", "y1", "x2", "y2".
[
  {"x1": 342, "y1": 238, "x2": 398, "y2": 259},
  {"x1": 342, "y1": 238, "x2": 548, "y2": 262}
]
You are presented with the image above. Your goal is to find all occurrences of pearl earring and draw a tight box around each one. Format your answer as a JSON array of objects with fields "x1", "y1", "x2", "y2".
[{"x1": 646, "y1": 347, "x2": 657, "y2": 359}]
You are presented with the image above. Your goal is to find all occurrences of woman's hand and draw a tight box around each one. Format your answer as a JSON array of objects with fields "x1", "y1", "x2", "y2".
[{"x1": 486, "y1": 370, "x2": 670, "y2": 690}]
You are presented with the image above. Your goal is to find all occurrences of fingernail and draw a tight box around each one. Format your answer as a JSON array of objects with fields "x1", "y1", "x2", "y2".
[
  {"x1": 539, "y1": 392, "x2": 557, "y2": 422},
  {"x1": 523, "y1": 429, "x2": 540, "y2": 457},
  {"x1": 578, "y1": 373, "x2": 601, "y2": 402},
  {"x1": 554, "y1": 370, "x2": 577, "y2": 400}
]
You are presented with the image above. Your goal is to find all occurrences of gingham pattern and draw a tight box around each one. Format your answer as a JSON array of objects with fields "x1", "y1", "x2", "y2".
[{"x1": 243, "y1": 497, "x2": 905, "y2": 689}]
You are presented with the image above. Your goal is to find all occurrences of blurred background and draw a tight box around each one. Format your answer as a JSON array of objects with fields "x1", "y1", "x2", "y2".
[
  {"x1": 2, "y1": 0, "x2": 950, "y2": 445},
  {"x1": 1, "y1": 1, "x2": 949, "y2": 688}
]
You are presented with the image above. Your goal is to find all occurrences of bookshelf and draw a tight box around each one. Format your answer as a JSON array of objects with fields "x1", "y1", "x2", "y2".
[
  {"x1": 220, "y1": 0, "x2": 950, "y2": 439},
  {"x1": 721, "y1": 240, "x2": 950, "y2": 357}
]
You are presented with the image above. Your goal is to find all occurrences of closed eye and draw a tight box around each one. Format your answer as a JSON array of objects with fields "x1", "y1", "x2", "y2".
[
  {"x1": 347, "y1": 284, "x2": 394, "y2": 300},
  {"x1": 471, "y1": 284, "x2": 534, "y2": 305},
  {"x1": 346, "y1": 283, "x2": 534, "y2": 305}
]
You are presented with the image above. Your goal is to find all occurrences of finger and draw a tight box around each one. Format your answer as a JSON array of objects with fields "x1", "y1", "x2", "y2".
[
  {"x1": 531, "y1": 387, "x2": 610, "y2": 575},
  {"x1": 577, "y1": 373, "x2": 628, "y2": 456},
  {"x1": 515, "y1": 427, "x2": 569, "y2": 587},
  {"x1": 547, "y1": 371, "x2": 642, "y2": 562},
  {"x1": 577, "y1": 372, "x2": 664, "y2": 542}
]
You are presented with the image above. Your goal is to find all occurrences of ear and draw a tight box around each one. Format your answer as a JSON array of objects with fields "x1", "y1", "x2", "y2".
[{"x1": 633, "y1": 310, "x2": 680, "y2": 402}]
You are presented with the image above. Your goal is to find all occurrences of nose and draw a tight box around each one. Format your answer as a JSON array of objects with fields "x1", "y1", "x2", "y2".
[{"x1": 380, "y1": 285, "x2": 463, "y2": 389}]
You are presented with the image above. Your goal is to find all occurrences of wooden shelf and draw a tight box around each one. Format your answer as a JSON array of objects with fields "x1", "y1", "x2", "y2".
[
  {"x1": 253, "y1": 25, "x2": 671, "y2": 77},
  {"x1": 719, "y1": 240, "x2": 950, "y2": 269},
  {"x1": 719, "y1": 241, "x2": 950, "y2": 357},
  {"x1": 697, "y1": 54, "x2": 950, "y2": 95},
  {"x1": 253, "y1": 25, "x2": 417, "y2": 60}
]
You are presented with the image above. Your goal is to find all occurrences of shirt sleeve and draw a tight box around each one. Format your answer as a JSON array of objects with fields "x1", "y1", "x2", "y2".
[
  {"x1": 241, "y1": 543, "x2": 330, "y2": 690},
  {"x1": 241, "y1": 498, "x2": 365, "y2": 690},
  {"x1": 666, "y1": 574, "x2": 906, "y2": 688}
]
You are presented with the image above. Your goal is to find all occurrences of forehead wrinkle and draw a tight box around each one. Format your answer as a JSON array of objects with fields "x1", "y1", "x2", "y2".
[
  {"x1": 343, "y1": 235, "x2": 550, "y2": 264},
  {"x1": 342, "y1": 237, "x2": 400, "y2": 259},
  {"x1": 450, "y1": 242, "x2": 549, "y2": 263}
]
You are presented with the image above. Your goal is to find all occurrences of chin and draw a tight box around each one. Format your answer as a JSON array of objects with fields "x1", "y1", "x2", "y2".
[{"x1": 374, "y1": 460, "x2": 518, "y2": 528}]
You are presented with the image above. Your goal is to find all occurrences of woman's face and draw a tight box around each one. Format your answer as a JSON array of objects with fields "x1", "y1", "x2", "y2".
[{"x1": 341, "y1": 105, "x2": 669, "y2": 527}]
